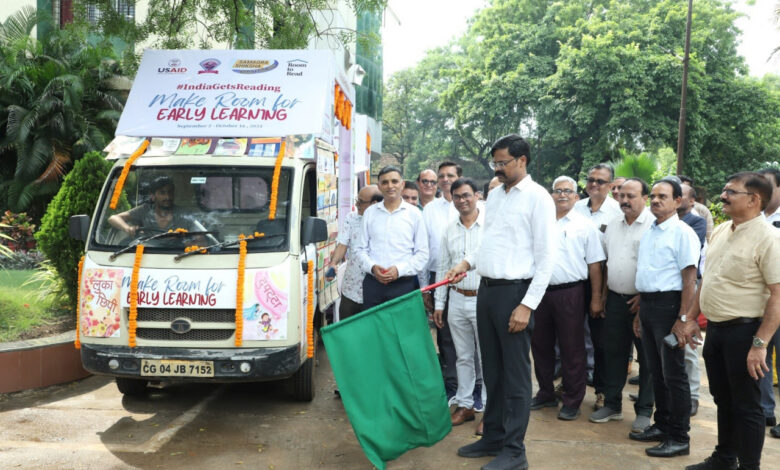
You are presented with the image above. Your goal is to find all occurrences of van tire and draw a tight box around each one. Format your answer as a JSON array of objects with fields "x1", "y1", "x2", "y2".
[
  {"x1": 290, "y1": 332, "x2": 317, "y2": 401},
  {"x1": 116, "y1": 378, "x2": 148, "y2": 396}
]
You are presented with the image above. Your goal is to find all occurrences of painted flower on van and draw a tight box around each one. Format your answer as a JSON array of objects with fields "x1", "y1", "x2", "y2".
[
  {"x1": 240, "y1": 266, "x2": 289, "y2": 341},
  {"x1": 80, "y1": 268, "x2": 122, "y2": 338}
]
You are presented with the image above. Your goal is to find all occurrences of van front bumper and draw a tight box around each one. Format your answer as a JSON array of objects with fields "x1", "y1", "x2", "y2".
[{"x1": 80, "y1": 343, "x2": 302, "y2": 382}]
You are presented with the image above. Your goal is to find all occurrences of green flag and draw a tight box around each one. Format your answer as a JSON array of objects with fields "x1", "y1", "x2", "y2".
[{"x1": 321, "y1": 290, "x2": 452, "y2": 469}]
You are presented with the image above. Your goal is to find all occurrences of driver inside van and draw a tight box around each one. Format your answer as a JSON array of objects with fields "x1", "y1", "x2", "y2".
[{"x1": 108, "y1": 176, "x2": 197, "y2": 237}]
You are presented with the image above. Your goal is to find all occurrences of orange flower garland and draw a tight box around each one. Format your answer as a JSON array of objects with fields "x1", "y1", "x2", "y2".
[
  {"x1": 110, "y1": 139, "x2": 150, "y2": 210},
  {"x1": 234, "y1": 235, "x2": 247, "y2": 347},
  {"x1": 75, "y1": 256, "x2": 85, "y2": 349},
  {"x1": 128, "y1": 244, "x2": 144, "y2": 348},
  {"x1": 306, "y1": 260, "x2": 314, "y2": 358},
  {"x1": 184, "y1": 245, "x2": 207, "y2": 254},
  {"x1": 268, "y1": 141, "x2": 286, "y2": 221}
]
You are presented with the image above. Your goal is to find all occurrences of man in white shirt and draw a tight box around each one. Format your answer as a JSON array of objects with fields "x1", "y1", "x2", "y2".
[
  {"x1": 326, "y1": 185, "x2": 382, "y2": 320},
  {"x1": 434, "y1": 178, "x2": 486, "y2": 433},
  {"x1": 629, "y1": 178, "x2": 700, "y2": 458},
  {"x1": 530, "y1": 176, "x2": 605, "y2": 422},
  {"x1": 447, "y1": 134, "x2": 557, "y2": 470},
  {"x1": 574, "y1": 163, "x2": 623, "y2": 409},
  {"x1": 355, "y1": 166, "x2": 429, "y2": 310},
  {"x1": 416, "y1": 169, "x2": 438, "y2": 208},
  {"x1": 590, "y1": 178, "x2": 655, "y2": 434}
]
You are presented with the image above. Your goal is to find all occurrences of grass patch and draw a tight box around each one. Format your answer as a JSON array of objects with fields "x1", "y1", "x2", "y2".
[{"x1": 0, "y1": 269, "x2": 70, "y2": 342}]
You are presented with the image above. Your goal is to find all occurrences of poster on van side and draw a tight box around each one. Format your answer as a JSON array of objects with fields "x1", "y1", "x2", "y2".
[{"x1": 116, "y1": 50, "x2": 339, "y2": 138}]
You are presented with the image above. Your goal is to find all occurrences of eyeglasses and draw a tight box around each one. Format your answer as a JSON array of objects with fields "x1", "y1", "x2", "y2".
[
  {"x1": 587, "y1": 178, "x2": 610, "y2": 186},
  {"x1": 452, "y1": 193, "x2": 474, "y2": 201},
  {"x1": 418, "y1": 179, "x2": 436, "y2": 186},
  {"x1": 489, "y1": 159, "x2": 516, "y2": 170},
  {"x1": 721, "y1": 188, "x2": 754, "y2": 197},
  {"x1": 355, "y1": 198, "x2": 371, "y2": 205},
  {"x1": 552, "y1": 189, "x2": 575, "y2": 195}
]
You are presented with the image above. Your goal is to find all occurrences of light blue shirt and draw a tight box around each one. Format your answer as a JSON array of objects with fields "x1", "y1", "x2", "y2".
[{"x1": 635, "y1": 213, "x2": 701, "y2": 293}]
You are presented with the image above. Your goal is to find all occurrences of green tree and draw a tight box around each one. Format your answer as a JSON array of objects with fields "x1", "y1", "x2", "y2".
[
  {"x1": 36, "y1": 151, "x2": 113, "y2": 309},
  {"x1": 0, "y1": 9, "x2": 124, "y2": 217}
]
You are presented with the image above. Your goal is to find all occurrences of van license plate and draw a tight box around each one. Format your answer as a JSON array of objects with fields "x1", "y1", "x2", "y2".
[{"x1": 140, "y1": 360, "x2": 214, "y2": 377}]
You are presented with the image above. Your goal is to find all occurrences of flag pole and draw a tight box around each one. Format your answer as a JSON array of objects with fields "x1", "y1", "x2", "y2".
[{"x1": 420, "y1": 273, "x2": 466, "y2": 293}]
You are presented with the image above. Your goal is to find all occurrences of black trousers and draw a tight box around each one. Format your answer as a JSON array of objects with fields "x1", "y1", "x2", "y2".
[
  {"x1": 431, "y1": 272, "x2": 458, "y2": 395},
  {"x1": 639, "y1": 292, "x2": 690, "y2": 443},
  {"x1": 703, "y1": 321, "x2": 765, "y2": 469},
  {"x1": 361, "y1": 275, "x2": 419, "y2": 310},
  {"x1": 603, "y1": 291, "x2": 654, "y2": 416},
  {"x1": 584, "y1": 279, "x2": 605, "y2": 394},
  {"x1": 339, "y1": 295, "x2": 363, "y2": 321},
  {"x1": 477, "y1": 280, "x2": 533, "y2": 457}
]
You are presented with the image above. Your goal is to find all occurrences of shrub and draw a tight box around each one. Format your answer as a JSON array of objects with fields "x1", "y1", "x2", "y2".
[
  {"x1": 0, "y1": 250, "x2": 45, "y2": 270},
  {"x1": 35, "y1": 151, "x2": 112, "y2": 308}
]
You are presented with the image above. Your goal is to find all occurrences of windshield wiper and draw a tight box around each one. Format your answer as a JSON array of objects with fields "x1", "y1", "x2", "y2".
[
  {"x1": 173, "y1": 232, "x2": 285, "y2": 261},
  {"x1": 109, "y1": 230, "x2": 215, "y2": 261}
]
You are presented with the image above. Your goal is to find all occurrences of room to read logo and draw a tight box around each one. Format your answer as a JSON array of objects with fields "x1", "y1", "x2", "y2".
[
  {"x1": 232, "y1": 60, "x2": 279, "y2": 74},
  {"x1": 286, "y1": 59, "x2": 308, "y2": 76},
  {"x1": 158, "y1": 58, "x2": 187, "y2": 74},
  {"x1": 198, "y1": 58, "x2": 221, "y2": 74}
]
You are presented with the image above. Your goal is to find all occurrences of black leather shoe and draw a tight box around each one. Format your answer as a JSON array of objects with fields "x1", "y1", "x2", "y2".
[
  {"x1": 558, "y1": 405, "x2": 580, "y2": 421},
  {"x1": 691, "y1": 399, "x2": 699, "y2": 417},
  {"x1": 530, "y1": 396, "x2": 558, "y2": 410},
  {"x1": 629, "y1": 424, "x2": 666, "y2": 442},
  {"x1": 457, "y1": 440, "x2": 502, "y2": 458},
  {"x1": 628, "y1": 393, "x2": 638, "y2": 402},
  {"x1": 767, "y1": 416, "x2": 777, "y2": 427},
  {"x1": 481, "y1": 453, "x2": 529, "y2": 470},
  {"x1": 645, "y1": 439, "x2": 690, "y2": 458},
  {"x1": 628, "y1": 375, "x2": 640, "y2": 385},
  {"x1": 684, "y1": 452, "x2": 738, "y2": 470},
  {"x1": 770, "y1": 424, "x2": 780, "y2": 438}
]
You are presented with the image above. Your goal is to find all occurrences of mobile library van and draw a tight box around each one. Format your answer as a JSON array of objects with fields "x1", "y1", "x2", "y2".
[{"x1": 70, "y1": 49, "x2": 365, "y2": 400}]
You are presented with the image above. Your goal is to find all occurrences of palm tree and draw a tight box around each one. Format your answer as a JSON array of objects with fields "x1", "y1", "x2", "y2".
[
  {"x1": 0, "y1": 7, "x2": 124, "y2": 216},
  {"x1": 611, "y1": 149, "x2": 658, "y2": 183}
]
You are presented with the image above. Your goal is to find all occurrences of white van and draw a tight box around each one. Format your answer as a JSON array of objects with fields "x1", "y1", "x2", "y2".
[{"x1": 69, "y1": 50, "x2": 364, "y2": 400}]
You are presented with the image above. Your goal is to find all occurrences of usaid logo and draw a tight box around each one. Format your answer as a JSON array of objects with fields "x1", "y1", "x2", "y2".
[{"x1": 158, "y1": 58, "x2": 187, "y2": 74}]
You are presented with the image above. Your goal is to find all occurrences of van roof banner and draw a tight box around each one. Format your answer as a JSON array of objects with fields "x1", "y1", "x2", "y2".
[{"x1": 116, "y1": 50, "x2": 339, "y2": 138}]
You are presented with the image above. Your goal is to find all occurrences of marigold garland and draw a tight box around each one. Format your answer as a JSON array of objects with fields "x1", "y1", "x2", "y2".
[
  {"x1": 366, "y1": 132, "x2": 371, "y2": 153},
  {"x1": 128, "y1": 244, "x2": 144, "y2": 348},
  {"x1": 169, "y1": 228, "x2": 188, "y2": 233},
  {"x1": 75, "y1": 256, "x2": 85, "y2": 350},
  {"x1": 109, "y1": 139, "x2": 150, "y2": 210},
  {"x1": 234, "y1": 235, "x2": 247, "y2": 347},
  {"x1": 268, "y1": 141, "x2": 286, "y2": 221},
  {"x1": 334, "y1": 84, "x2": 341, "y2": 119},
  {"x1": 184, "y1": 245, "x2": 207, "y2": 254},
  {"x1": 306, "y1": 259, "x2": 315, "y2": 358}
]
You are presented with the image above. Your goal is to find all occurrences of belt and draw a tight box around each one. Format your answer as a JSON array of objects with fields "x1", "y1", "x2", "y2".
[
  {"x1": 707, "y1": 317, "x2": 761, "y2": 327},
  {"x1": 480, "y1": 277, "x2": 532, "y2": 287},
  {"x1": 547, "y1": 280, "x2": 584, "y2": 291},
  {"x1": 609, "y1": 290, "x2": 638, "y2": 298},
  {"x1": 451, "y1": 286, "x2": 478, "y2": 297},
  {"x1": 639, "y1": 291, "x2": 681, "y2": 301}
]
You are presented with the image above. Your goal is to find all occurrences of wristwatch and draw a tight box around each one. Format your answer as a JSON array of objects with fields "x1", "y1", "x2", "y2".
[
  {"x1": 679, "y1": 314, "x2": 689, "y2": 323},
  {"x1": 752, "y1": 336, "x2": 767, "y2": 348}
]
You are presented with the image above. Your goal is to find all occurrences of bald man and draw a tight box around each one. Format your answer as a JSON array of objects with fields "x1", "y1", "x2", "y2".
[
  {"x1": 417, "y1": 169, "x2": 438, "y2": 208},
  {"x1": 328, "y1": 184, "x2": 383, "y2": 319}
]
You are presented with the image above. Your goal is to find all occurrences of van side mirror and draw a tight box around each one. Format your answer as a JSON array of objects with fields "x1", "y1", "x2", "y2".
[
  {"x1": 69, "y1": 215, "x2": 91, "y2": 241},
  {"x1": 301, "y1": 217, "x2": 328, "y2": 245}
]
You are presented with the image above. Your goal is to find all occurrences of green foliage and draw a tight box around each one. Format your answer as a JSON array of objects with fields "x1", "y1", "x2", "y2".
[
  {"x1": 651, "y1": 148, "x2": 679, "y2": 182},
  {"x1": 612, "y1": 150, "x2": 657, "y2": 183},
  {"x1": 75, "y1": 0, "x2": 387, "y2": 71},
  {"x1": 708, "y1": 201, "x2": 729, "y2": 225},
  {"x1": 0, "y1": 9, "x2": 124, "y2": 216},
  {"x1": 35, "y1": 151, "x2": 112, "y2": 308},
  {"x1": 382, "y1": 0, "x2": 780, "y2": 192},
  {"x1": 0, "y1": 269, "x2": 69, "y2": 342}
]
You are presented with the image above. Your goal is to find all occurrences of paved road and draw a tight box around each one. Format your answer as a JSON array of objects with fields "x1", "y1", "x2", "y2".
[{"x1": 1, "y1": 343, "x2": 778, "y2": 469}]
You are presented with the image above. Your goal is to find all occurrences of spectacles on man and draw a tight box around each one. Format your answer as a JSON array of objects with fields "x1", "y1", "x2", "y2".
[
  {"x1": 721, "y1": 188, "x2": 754, "y2": 197},
  {"x1": 587, "y1": 178, "x2": 611, "y2": 186},
  {"x1": 452, "y1": 193, "x2": 473, "y2": 201},
  {"x1": 489, "y1": 159, "x2": 516, "y2": 170},
  {"x1": 552, "y1": 188, "x2": 575, "y2": 195},
  {"x1": 419, "y1": 179, "x2": 436, "y2": 186},
  {"x1": 355, "y1": 198, "x2": 371, "y2": 206}
]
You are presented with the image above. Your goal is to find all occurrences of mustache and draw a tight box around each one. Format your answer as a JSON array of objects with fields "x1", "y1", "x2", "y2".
[
  {"x1": 620, "y1": 203, "x2": 631, "y2": 208},
  {"x1": 494, "y1": 171, "x2": 505, "y2": 178},
  {"x1": 721, "y1": 198, "x2": 730, "y2": 205}
]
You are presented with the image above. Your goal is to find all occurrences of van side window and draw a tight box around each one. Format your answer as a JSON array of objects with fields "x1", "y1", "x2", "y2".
[{"x1": 301, "y1": 169, "x2": 317, "y2": 218}]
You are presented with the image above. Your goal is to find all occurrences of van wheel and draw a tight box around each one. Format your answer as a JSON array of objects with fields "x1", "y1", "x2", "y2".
[
  {"x1": 116, "y1": 378, "x2": 148, "y2": 396},
  {"x1": 290, "y1": 332, "x2": 317, "y2": 401}
]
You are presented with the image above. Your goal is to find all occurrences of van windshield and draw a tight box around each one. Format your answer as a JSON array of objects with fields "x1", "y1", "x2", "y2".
[{"x1": 91, "y1": 165, "x2": 292, "y2": 254}]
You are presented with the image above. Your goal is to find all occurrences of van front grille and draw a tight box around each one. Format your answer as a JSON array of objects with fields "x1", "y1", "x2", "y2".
[
  {"x1": 136, "y1": 328, "x2": 235, "y2": 341},
  {"x1": 136, "y1": 308, "x2": 235, "y2": 323}
]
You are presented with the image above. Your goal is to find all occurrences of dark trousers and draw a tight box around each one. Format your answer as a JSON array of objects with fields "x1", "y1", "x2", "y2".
[
  {"x1": 361, "y1": 275, "x2": 419, "y2": 310},
  {"x1": 585, "y1": 280, "x2": 605, "y2": 394},
  {"x1": 703, "y1": 321, "x2": 765, "y2": 469},
  {"x1": 531, "y1": 283, "x2": 586, "y2": 408},
  {"x1": 431, "y1": 272, "x2": 458, "y2": 395},
  {"x1": 603, "y1": 291, "x2": 654, "y2": 416},
  {"x1": 339, "y1": 295, "x2": 363, "y2": 321},
  {"x1": 639, "y1": 292, "x2": 691, "y2": 443},
  {"x1": 477, "y1": 280, "x2": 533, "y2": 457}
]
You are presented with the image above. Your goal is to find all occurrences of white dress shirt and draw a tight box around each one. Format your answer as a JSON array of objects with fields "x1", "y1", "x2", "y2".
[
  {"x1": 355, "y1": 200, "x2": 429, "y2": 278},
  {"x1": 335, "y1": 212, "x2": 364, "y2": 303},
  {"x1": 574, "y1": 196, "x2": 622, "y2": 232},
  {"x1": 764, "y1": 207, "x2": 780, "y2": 225},
  {"x1": 434, "y1": 209, "x2": 484, "y2": 311},
  {"x1": 635, "y1": 213, "x2": 701, "y2": 293},
  {"x1": 423, "y1": 197, "x2": 459, "y2": 274},
  {"x1": 549, "y1": 210, "x2": 605, "y2": 285},
  {"x1": 464, "y1": 175, "x2": 557, "y2": 310},
  {"x1": 603, "y1": 208, "x2": 653, "y2": 295}
]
